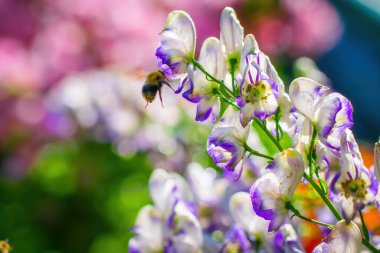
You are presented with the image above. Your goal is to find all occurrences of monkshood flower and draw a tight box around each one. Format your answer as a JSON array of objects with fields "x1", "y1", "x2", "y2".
[
  {"x1": 207, "y1": 112, "x2": 250, "y2": 180},
  {"x1": 220, "y1": 7, "x2": 244, "y2": 70},
  {"x1": 156, "y1": 10, "x2": 196, "y2": 79},
  {"x1": 222, "y1": 225, "x2": 252, "y2": 253},
  {"x1": 289, "y1": 77, "x2": 353, "y2": 150},
  {"x1": 129, "y1": 169, "x2": 203, "y2": 253},
  {"x1": 312, "y1": 220, "x2": 361, "y2": 253},
  {"x1": 229, "y1": 192, "x2": 270, "y2": 239},
  {"x1": 330, "y1": 130, "x2": 377, "y2": 221},
  {"x1": 183, "y1": 37, "x2": 227, "y2": 123},
  {"x1": 236, "y1": 35, "x2": 279, "y2": 127},
  {"x1": 250, "y1": 149, "x2": 304, "y2": 233},
  {"x1": 273, "y1": 224, "x2": 305, "y2": 253}
]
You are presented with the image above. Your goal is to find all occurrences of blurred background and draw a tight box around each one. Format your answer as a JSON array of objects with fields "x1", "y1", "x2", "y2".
[{"x1": 0, "y1": 0, "x2": 379, "y2": 252}]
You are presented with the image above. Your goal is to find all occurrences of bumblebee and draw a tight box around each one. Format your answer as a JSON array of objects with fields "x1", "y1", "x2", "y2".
[{"x1": 142, "y1": 70, "x2": 173, "y2": 107}]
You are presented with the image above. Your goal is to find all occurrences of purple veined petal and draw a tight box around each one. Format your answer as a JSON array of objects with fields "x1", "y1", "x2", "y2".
[
  {"x1": 220, "y1": 7, "x2": 244, "y2": 60},
  {"x1": 262, "y1": 54, "x2": 285, "y2": 95},
  {"x1": 239, "y1": 102, "x2": 256, "y2": 127},
  {"x1": 156, "y1": 10, "x2": 196, "y2": 79},
  {"x1": 289, "y1": 77, "x2": 330, "y2": 121},
  {"x1": 198, "y1": 37, "x2": 227, "y2": 80},
  {"x1": 171, "y1": 202, "x2": 203, "y2": 253},
  {"x1": 312, "y1": 220, "x2": 361, "y2": 253},
  {"x1": 175, "y1": 75, "x2": 188, "y2": 94},
  {"x1": 149, "y1": 169, "x2": 194, "y2": 214},
  {"x1": 224, "y1": 225, "x2": 251, "y2": 252},
  {"x1": 314, "y1": 93, "x2": 354, "y2": 150},
  {"x1": 239, "y1": 34, "x2": 260, "y2": 76},
  {"x1": 266, "y1": 149, "x2": 305, "y2": 198},
  {"x1": 250, "y1": 173, "x2": 288, "y2": 233},
  {"x1": 210, "y1": 100, "x2": 220, "y2": 124},
  {"x1": 229, "y1": 192, "x2": 270, "y2": 236},
  {"x1": 130, "y1": 205, "x2": 164, "y2": 252},
  {"x1": 195, "y1": 98, "x2": 214, "y2": 122}
]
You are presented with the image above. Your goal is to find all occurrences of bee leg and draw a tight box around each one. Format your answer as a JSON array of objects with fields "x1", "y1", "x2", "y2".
[
  {"x1": 158, "y1": 89, "x2": 164, "y2": 108},
  {"x1": 163, "y1": 81, "x2": 174, "y2": 92},
  {"x1": 145, "y1": 101, "x2": 149, "y2": 108}
]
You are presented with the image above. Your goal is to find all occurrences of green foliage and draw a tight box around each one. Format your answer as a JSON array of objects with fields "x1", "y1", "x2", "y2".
[{"x1": 0, "y1": 140, "x2": 152, "y2": 253}]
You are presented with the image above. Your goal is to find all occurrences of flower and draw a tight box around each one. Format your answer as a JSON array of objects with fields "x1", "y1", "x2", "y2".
[
  {"x1": 312, "y1": 220, "x2": 361, "y2": 253},
  {"x1": 236, "y1": 34, "x2": 279, "y2": 126},
  {"x1": 220, "y1": 7, "x2": 244, "y2": 69},
  {"x1": 250, "y1": 149, "x2": 304, "y2": 233},
  {"x1": 156, "y1": 10, "x2": 196, "y2": 79},
  {"x1": 183, "y1": 37, "x2": 227, "y2": 123},
  {"x1": 229, "y1": 192, "x2": 270, "y2": 238},
  {"x1": 273, "y1": 224, "x2": 305, "y2": 253},
  {"x1": 330, "y1": 130, "x2": 377, "y2": 220},
  {"x1": 129, "y1": 169, "x2": 203, "y2": 253},
  {"x1": 289, "y1": 77, "x2": 353, "y2": 150},
  {"x1": 207, "y1": 112, "x2": 250, "y2": 180}
]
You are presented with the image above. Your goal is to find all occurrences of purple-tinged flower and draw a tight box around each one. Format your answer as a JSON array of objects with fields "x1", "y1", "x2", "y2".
[
  {"x1": 220, "y1": 7, "x2": 244, "y2": 67},
  {"x1": 156, "y1": 10, "x2": 196, "y2": 79},
  {"x1": 239, "y1": 34, "x2": 285, "y2": 95},
  {"x1": 289, "y1": 77, "x2": 353, "y2": 150},
  {"x1": 183, "y1": 37, "x2": 227, "y2": 123},
  {"x1": 129, "y1": 169, "x2": 203, "y2": 253},
  {"x1": 236, "y1": 35, "x2": 279, "y2": 126},
  {"x1": 312, "y1": 220, "x2": 361, "y2": 253},
  {"x1": 207, "y1": 112, "x2": 250, "y2": 180},
  {"x1": 273, "y1": 224, "x2": 305, "y2": 253},
  {"x1": 129, "y1": 205, "x2": 164, "y2": 253},
  {"x1": 330, "y1": 130, "x2": 377, "y2": 221},
  {"x1": 186, "y1": 163, "x2": 227, "y2": 207},
  {"x1": 250, "y1": 149, "x2": 304, "y2": 233},
  {"x1": 223, "y1": 225, "x2": 252, "y2": 253},
  {"x1": 229, "y1": 192, "x2": 270, "y2": 238}
]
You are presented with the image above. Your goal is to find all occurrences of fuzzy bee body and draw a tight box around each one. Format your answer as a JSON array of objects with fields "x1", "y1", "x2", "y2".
[{"x1": 142, "y1": 71, "x2": 172, "y2": 107}]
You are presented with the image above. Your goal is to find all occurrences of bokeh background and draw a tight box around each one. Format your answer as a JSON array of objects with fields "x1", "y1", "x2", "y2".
[{"x1": 0, "y1": 0, "x2": 379, "y2": 252}]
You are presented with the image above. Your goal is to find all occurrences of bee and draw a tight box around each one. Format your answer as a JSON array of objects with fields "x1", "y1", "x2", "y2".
[{"x1": 142, "y1": 70, "x2": 173, "y2": 107}]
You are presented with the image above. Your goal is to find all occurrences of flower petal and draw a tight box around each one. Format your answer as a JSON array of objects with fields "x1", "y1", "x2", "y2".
[
  {"x1": 289, "y1": 77, "x2": 330, "y2": 120},
  {"x1": 171, "y1": 202, "x2": 203, "y2": 253},
  {"x1": 250, "y1": 173, "x2": 288, "y2": 233},
  {"x1": 314, "y1": 93, "x2": 354, "y2": 149},
  {"x1": 312, "y1": 220, "x2": 361, "y2": 253},
  {"x1": 220, "y1": 7, "x2": 244, "y2": 60},
  {"x1": 156, "y1": 11, "x2": 196, "y2": 78},
  {"x1": 198, "y1": 37, "x2": 226, "y2": 80},
  {"x1": 229, "y1": 192, "x2": 269, "y2": 236},
  {"x1": 266, "y1": 148, "x2": 305, "y2": 197},
  {"x1": 129, "y1": 205, "x2": 164, "y2": 252}
]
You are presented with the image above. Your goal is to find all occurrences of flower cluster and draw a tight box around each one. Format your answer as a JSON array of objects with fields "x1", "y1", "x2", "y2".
[{"x1": 131, "y1": 7, "x2": 380, "y2": 253}]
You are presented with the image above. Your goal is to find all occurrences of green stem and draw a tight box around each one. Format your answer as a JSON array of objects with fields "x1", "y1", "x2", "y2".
[
  {"x1": 244, "y1": 143, "x2": 274, "y2": 160},
  {"x1": 303, "y1": 173, "x2": 342, "y2": 221},
  {"x1": 308, "y1": 127, "x2": 317, "y2": 177},
  {"x1": 274, "y1": 109, "x2": 281, "y2": 143},
  {"x1": 286, "y1": 202, "x2": 334, "y2": 229},
  {"x1": 253, "y1": 118, "x2": 283, "y2": 152},
  {"x1": 362, "y1": 238, "x2": 379, "y2": 253},
  {"x1": 192, "y1": 60, "x2": 235, "y2": 98},
  {"x1": 213, "y1": 89, "x2": 239, "y2": 110},
  {"x1": 359, "y1": 210, "x2": 370, "y2": 241}
]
